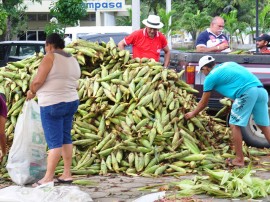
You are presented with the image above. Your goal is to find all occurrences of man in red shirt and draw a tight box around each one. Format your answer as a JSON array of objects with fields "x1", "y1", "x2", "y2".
[
  {"x1": 118, "y1": 15, "x2": 170, "y2": 68},
  {"x1": 255, "y1": 34, "x2": 270, "y2": 53}
]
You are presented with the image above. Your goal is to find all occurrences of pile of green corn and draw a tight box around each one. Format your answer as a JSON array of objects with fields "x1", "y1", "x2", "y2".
[{"x1": 0, "y1": 38, "x2": 267, "y2": 182}]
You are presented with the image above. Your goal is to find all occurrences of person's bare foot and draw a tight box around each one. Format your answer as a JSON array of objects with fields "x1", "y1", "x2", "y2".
[
  {"x1": 32, "y1": 180, "x2": 54, "y2": 187},
  {"x1": 226, "y1": 158, "x2": 245, "y2": 167}
]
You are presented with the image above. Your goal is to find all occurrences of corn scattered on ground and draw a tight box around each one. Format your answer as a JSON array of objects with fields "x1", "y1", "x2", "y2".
[{"x1": 1, "y1": 156, "x2": 270, "y2": 202}]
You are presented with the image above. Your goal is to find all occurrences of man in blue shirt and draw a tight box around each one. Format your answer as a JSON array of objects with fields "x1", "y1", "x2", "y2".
[
  {"x1": 196, "y1": 16, "x2": 230, "y2": 52},
  {"x1": 185, "y1": 55, "x2": 270, "y2": 167}
]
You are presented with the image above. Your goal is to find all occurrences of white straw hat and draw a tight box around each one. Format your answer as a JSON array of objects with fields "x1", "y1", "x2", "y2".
[
  {"x1": 198, "y1": 55, "x2": 215, "y2": 69},
  {"x1": 142, "y1": 15, "x2": 164, "y2": 29}
]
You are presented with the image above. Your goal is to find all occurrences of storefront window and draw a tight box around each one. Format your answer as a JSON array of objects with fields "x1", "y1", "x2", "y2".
[
  {"x1": 27, "y1": 14, "x2": 37, "y2": 21},
  {"x1": 18, "y1": 31, "x2": 46, "y2": 41},
  {"x1": 38, "y1": 14, "x2": 48, "y2": 21}
]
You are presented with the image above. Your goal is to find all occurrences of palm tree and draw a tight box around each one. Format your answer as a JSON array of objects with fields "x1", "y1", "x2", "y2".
[
  {"x1": 116, "y1": 8, "x2": 132, "y2": 26},
  {"x1": 258, "y1": 3, "x2": 270, "y2": 33},
  {"x1": 141, "y1": 0, "x2": 166, "y2": 15},
  {"x1": 179, "y1": 10, "x2": 211, "y2": 47},
  {"x1": 221, "y1": 10, "x2": 247, "y2": 46},
  {"x1": 158, "y1": 8, "x2": 176, "y2": 36}
]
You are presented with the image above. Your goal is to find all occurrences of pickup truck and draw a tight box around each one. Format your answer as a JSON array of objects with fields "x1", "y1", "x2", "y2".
[{"x1": 170, "y1": 51, "x2": 270, "y2": 148}]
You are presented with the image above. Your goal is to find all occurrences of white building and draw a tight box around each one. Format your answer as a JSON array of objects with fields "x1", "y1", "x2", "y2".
[{"x1": 21, "y1": 0, "x2": 130, "y2": 40}]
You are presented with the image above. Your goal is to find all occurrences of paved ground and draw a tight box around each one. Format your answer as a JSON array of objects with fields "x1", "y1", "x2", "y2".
[
  {"x1": 0, "y1": 171, "x2": 269, "y2": 202},
  {"x1": 70, "y1": 156, "x2": 270, "y2": 202},
  {"x1": 75, "y1": 172, "x2": 270, "y2": 202},
  {"x1": 1, "y1": 157, "x2": 270, "y2": 202}
]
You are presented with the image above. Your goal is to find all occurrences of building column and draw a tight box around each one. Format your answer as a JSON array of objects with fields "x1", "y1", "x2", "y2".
[
  {"x1": 132, "y1": 0, "x2": 140, "y2": 31},
  {"x1": 166, "y1": 0, "x2": 172, "y2": 49},
  {"x1": 103, "y1": 12, "x2": 116, "y2": 26},
  {"x1": 96, "y1": 11, "x2": 101, "y2": 26}
]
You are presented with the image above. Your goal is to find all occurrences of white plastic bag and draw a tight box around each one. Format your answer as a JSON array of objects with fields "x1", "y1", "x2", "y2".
[
  {"x1": 133, "y1": 191, "x2": 166, "y2": 202},
  {"x1": 6, "y1": 100, "x2": 47, "y2": 185},
  {"x1": 0, "y1": 184, "x2": 93, "y2": 202}
]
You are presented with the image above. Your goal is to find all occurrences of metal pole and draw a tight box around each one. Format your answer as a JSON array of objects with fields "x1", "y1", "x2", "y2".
[
  {"x1": 132, "y1": 0, "x2": 140, "y2": 31},
  {"x1": 166, "y1": 0, "x2": 172, "y2": 49},
  {"x1": 256, "y1": 0, "x2": 259, "y2": 53}
]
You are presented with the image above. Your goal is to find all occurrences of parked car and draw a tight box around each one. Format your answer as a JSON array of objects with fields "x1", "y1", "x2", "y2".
[
  {"x1": 79, "y1": 33, "x2": 181, "y2": 68},
  {"x1": 0, "y1": 41, "x2": 45, "y2": 67}
]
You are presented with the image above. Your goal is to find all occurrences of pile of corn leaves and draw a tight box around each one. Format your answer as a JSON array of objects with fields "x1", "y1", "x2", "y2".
[{"x1": 143, "y1": 164, "x2": 270, "y2": 200}]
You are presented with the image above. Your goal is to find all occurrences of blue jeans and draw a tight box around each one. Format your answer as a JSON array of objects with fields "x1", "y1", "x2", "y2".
[{"x1": 40, "y1": 100, "x2": 79, "y2": 149}]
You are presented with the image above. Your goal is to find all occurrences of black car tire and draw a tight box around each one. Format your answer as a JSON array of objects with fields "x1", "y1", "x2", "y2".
[
  {"x1": 241, "y1": 115, "x2": 270, "y2": 148},
  {"x1": 226, "y1": 113, "x2": 270, "y2": 148}
]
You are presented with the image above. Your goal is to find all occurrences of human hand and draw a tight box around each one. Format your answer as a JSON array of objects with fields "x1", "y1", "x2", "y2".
[
  {"x1": 26, "y1": 90, "x2": 35, "y2": 101},
  {"x1": 219, "y1": 42, "x2": 229, "y2": 51},
  {"x1": 184, "y1": 111, "x2": 196, "y2": 120}
]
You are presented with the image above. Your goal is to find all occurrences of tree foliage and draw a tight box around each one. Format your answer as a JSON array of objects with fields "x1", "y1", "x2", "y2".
[
  {"x1": 158, "y1": 8, "x2": 176, "y2": 36},
  {"x1": 178, "y1": 9, "x2": 211, "y2": 44},
  {"x1": 44, "y1": 17, "x2": 65, "y2": 37},
  {"x1": 116, "y1": 8, "x2": 132, "y2": 26},
  {"x1": 0, "y1": 0, "x2": 41, "y2": 40},
  {"x1": 49, "y1": 0, "x2": 88, "y2": 27},
  {"x1": 0, "y1": 6, "x2": 8, "y2": 36},
  {"x1": 258, "y1": 2, "x2": 270, "y2": 33},
  {"x1": 141, "y1": 0, "x2": 166, "y2": 15},
  {"x1": 171, "y1": 0, "x2": 270, "y2": 45},
  {"x1": 221, "y1": 10, "x2": 248, "y2": 45},
  {"x1": 115, "y1": 1, "x2": 150, "y2": 28}
]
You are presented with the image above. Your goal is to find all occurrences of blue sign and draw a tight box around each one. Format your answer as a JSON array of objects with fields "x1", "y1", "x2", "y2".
[{"x1": 85, "y1": 1, "x2": 124, "y2": 11}]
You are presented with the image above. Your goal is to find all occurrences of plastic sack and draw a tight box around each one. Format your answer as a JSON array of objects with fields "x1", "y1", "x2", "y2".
[
  {"x1": 0, "y1": 184, "x2": 93, "y2": 202},
  {"x1": 133, "y1": 191, "x2": 166, "y2": 202},
  {"x1": 6, "y1": 100, "x2": 47, "y2": 185}
]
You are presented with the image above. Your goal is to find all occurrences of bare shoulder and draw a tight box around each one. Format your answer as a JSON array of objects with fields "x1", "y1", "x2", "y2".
[{"x1": 43, "y1": 52, "x2": 54, "y2": 62}]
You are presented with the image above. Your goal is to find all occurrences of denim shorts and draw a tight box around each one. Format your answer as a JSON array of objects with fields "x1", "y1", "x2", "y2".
[
  {"x1": 40, "y1": 100, "x2": 79, "y2": 149},
  {"x1": 230, "y1": 87, "x2": 269, "y2": 127}
]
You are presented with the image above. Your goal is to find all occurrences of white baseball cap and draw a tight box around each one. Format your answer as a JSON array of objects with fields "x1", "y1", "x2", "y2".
[{"x1": 198, "y1": 55, "x2": 215, "y2": 69}]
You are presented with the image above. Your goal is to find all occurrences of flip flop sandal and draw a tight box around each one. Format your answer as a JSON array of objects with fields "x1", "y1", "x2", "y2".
[
  {"x1": 32, "y1": 181, "x2": 42, "y2": 188},
  {"x1": 54, "y1": 177, "x2": 73, "y2": 184}
]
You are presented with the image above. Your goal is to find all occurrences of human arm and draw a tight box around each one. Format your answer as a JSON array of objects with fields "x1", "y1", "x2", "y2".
[
  {"x1": 196, "y1": 45, "x2": 220, "y2": 52},
  {"x1": 196, "y1": 42, "x2": 229, "y2": 52},
  {"x1": 26, "y1": 53, "x2": 54, "y2": 100},
  {"x1": 0, "y1": 134, "x2": 6, "y2": 161},
  {"x1": 118, "y1": 39, "x2": 126, "y2": 50},
  {"x1": 163, "y1": 45, "x2": 170, "y2": 68},
  {"x1": 184, "y1": 91, "x2": 211, "y2": 119},
  {"x1": 0, "y1": 116, "x2": 6, "y2": 161}
]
